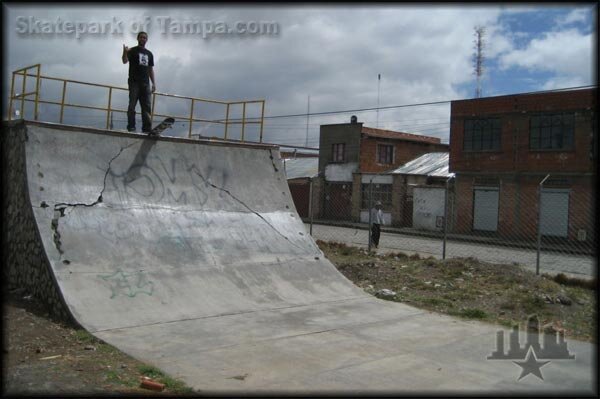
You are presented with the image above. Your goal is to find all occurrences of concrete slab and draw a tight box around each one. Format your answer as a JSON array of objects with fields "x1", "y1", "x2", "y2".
[{"x1": 12, "y1": 121, "x2": 597, "y2": 394}]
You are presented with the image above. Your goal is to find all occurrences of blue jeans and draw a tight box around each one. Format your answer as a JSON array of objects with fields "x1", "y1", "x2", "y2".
[{"x1": 127, "y1": 79, "x2": 152, "y2": 132}]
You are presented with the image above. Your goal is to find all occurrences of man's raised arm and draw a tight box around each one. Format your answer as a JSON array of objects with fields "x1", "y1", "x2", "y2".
[{"x1": 122, "y1": 44, "x2": 129, "y2": 64}]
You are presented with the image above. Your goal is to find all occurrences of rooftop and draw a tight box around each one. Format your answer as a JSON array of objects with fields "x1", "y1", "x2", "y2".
[
  {"x1": 361, "y1": 126, "x2": 443, "y2": 144},
  {"x1": 387, "y1": 152, "x2": 453, "y2": 177},
  {"x1": 283, "y1": 157, "x2": 319, "y2": 179}
]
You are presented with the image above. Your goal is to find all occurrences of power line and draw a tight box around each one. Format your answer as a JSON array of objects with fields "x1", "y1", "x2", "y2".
[{"x1": 262, "y1": 85, "x2": 596, "y2": 120}]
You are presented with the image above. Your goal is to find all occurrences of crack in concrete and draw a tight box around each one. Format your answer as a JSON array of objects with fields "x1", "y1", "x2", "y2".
[
  {"x1": 268, "y1": 149, "x2": 279, "y2": 172},
  {"x1": 49, "y1": 142, "x2": 137, "y2": 256},
  {"x1": 191, "y1": 167, "x2": 305, "y2": 249}
]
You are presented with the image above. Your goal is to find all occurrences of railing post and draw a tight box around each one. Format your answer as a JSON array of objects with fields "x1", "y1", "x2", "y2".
[
  {"x1": 106, "y1": 87, "x2": 113, "y2": 129},
  {"x1": 224, "y1": 103, "x2": 230, "y2": 139},
  {"x1": 59, "y1": 81, "x2": 67, "y2": 123},
  {"x1": 241, "y1": 102, "x2": 246, "y2": 141},
  {"x1": 536, "y1": 174, "x2": 551, "y2": 275},
  {"x1": 34, "y1": 65, "x2": 41, "y2": 120},
  {"x1": 21, "y1": 70, "x2": 27, "y2": 119},
  {"x1": 189, "y1": 99, "x2": 195, "y2": 138},
  {"x1": 259, "y1": 100, "x2": 265, "y2": 143},
  {"x1": 9, "y1": 71, "x2": 16, "y2": 120}
]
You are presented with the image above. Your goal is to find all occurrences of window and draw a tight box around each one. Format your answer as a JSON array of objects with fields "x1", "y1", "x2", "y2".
[
  {"x1": 530, "y1": 113, "x2": 574, "y2": 150},
  {"x1": 464, "y1": 118, "x2": 501, "y2": 151},
  {"x1": 361, "y1": 184, "x2": 392, "y2": 209},
  {"x1": 332, "y1": 143, "x2": 345, "y2": 162},
  {"x1": 377, "y1": 144, "x2": 394, "y2": 164}
]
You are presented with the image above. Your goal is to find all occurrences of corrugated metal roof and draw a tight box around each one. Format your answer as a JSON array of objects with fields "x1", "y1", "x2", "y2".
[
  {"x1": 283, "y1": 157, "x2": 319, "y2": 179},
  {"x1": 387, "y1": 152, "x2": 454, "y2": 177}
]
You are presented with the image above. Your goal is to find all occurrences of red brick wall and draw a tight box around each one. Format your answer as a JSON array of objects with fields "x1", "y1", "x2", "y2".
[
  {"x1": 360, "y1": 137, "x2": 449, "y2": 173},
  {"x1": 449, "y1": 88, "x2": 596, "y2": 174},
  {"x1": 449, "y1": 89, "x2": 596, "y2": 245},
  {"x1": 452, "y1": 174, "x2": 595, "y2": 243}
]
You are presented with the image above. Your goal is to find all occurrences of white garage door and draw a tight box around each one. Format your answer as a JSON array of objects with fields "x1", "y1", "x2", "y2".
[
  {"x1": 473, "y1": 187, "x2": 499, "y2": 232},
  {"x1": 540, "y1": 189, "x2": 570, "y2": 237}
]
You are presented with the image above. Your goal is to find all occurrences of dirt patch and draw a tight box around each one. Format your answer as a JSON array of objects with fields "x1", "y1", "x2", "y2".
[
  {"x1": 2, "y1": 289, "x2": 196, "y2": 396},
  {"x1": 318, "y1": 240, "x2": 597, "y2": 342}
]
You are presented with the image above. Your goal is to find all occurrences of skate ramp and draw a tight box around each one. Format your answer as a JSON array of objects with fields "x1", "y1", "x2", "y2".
[
  {"x1": 21, "y1": 122, "x2": 365, "y2": 332},
  {"x1": 6, "y1": 121, "x2": 595, "y2": 394}
]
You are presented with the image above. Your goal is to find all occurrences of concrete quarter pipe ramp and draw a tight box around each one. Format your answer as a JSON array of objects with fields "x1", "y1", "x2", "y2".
[{"x1": 3, "y1": 121, "x2": 595, "y2": 394}]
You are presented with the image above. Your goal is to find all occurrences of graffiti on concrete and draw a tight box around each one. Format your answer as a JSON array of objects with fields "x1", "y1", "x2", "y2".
[
  {"x1": 98, "y1": 269, "x2": 155, "y2": 299},
  {"x1": 108, "y1": 151, "x2": 231, "y2": 207}
]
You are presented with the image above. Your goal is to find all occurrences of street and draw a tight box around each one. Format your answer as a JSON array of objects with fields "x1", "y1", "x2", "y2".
[{"x1": 306, "y1": 223, "x2": 596, "y2": 278}]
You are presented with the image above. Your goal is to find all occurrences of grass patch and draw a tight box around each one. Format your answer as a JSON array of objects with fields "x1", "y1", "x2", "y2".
[
  {"x1": 317, "y1": 240, "x2": 596, "y2": 342},
  {"x1": 449, "y1": 308, "x2": 488, "y2": 319},
  {"x1": 418, "y1": 297, "x2": 455, "y2": 308},
  {"x1": 74, "y1": 329, "x2": 99, "y2": 344}
]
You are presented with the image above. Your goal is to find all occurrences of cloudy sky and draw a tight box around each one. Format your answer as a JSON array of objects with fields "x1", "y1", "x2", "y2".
[{"x1": 3, "y1": 3, "x2": 597, "y2": 147}]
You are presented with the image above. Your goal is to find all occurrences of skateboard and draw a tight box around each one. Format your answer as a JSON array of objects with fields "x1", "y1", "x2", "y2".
[{"x1": 148, "y1": 117, "x2": 175, "y2": 136}]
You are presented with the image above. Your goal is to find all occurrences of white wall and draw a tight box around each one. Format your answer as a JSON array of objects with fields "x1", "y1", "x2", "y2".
[
  {"x1": 412, "y1": 187, "x2": 445, "y2": 231},
  {"x1": 324, "y1": 162, "x2": 358, "y2": 182}
]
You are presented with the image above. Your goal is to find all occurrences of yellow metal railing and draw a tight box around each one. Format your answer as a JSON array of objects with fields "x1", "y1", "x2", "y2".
[{"x1": 8, "y1": 64, "x2": 266, "y2": 142}]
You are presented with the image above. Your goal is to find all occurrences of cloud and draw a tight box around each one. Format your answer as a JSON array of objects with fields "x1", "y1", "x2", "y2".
[
  {"x1": 541, "y1": 76, "x2": 587, "y2": 91},
  {"x1": 498, "y1": 29, "x2": 593, "y2": 79},
  {"x1": 3, "y1": 4, "x2": 595, "y2": 146},
  {"x1": 555, "y1": 8, "x2": 591, "y2": 27}
]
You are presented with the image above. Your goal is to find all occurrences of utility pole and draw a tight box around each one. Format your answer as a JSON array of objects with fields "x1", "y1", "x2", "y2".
[
  {"x1": 473, "y1": 26, "x2": 485, "y2": 98},
  {"x1": 376, "y1": 74, "x2": 381, "y2": 128},
  {"x1": 305, "y1": 95, "x2": 310, "y2": 147}
]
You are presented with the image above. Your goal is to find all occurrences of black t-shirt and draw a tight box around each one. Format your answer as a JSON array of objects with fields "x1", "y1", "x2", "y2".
[{"x1": 127, "y1": 46, "x2": 154, "y2": 82}]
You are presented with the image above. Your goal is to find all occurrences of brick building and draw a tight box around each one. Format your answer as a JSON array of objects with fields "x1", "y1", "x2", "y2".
[
  {"x1": 316, "y1": 117, "x2": 449, "y2": 221},
  {"x1": 449, "y1": 88, "x2": 596, "y2": 246}
]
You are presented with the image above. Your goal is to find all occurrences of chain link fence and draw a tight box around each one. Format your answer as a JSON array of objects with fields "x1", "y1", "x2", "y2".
[{"x1": 300, "y1": 174, "x2": 596, "y2": 278}]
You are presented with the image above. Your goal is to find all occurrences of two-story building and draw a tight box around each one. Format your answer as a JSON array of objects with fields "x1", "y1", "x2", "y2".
[
  {"x1": 316, "y1": 116, "x2": 449, "y2": 223},
  {"x1": 449, "y1": 88, "x2": 596, "y2": 246}
]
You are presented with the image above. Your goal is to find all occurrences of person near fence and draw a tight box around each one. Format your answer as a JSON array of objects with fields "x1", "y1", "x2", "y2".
[
  {"x1": 371, "y1": 201, "x2": 384, "y2": 248},
  {"x1": 122, "y1": 31, "x2": 156, "y2": 133}
]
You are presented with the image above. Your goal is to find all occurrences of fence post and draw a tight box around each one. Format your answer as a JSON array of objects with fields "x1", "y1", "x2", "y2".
[
  {"x1": 536, "y1": 174, "x2": 551, "y2": 275},
  {"x1": 368, "y1": 178, "x2": 373, "y2": 251},
  {"x1": 309, "y1": 177, "x2": 314, "y2": 236},
  {"x1": 443, "y1": 176, "x2": 453, "y2": 260}
]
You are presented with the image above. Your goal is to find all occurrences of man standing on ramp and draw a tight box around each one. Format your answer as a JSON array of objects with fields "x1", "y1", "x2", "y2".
[{"x1": 122, "y1": 31, "x2": 156, "y2": 133}]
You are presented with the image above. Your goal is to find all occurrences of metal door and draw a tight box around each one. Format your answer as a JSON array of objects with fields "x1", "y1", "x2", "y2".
[
  {"x1": 540, "y1": 189, "x2": 570, "y2": 237},
  {"x1": 473, "y1": 187, "x2": 499, "y2": 232},
  {"x1": 288, "y1": 183, "x2": 310, "y2": 218},
  {"x1": 324, "y1": 183, "x2": 352, "y2": 220}
]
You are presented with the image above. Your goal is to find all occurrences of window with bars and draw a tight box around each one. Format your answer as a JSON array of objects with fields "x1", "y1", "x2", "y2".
[
  {"x1": 361, "y1": 183, "x2": 392, "y2": 209},
  {"x1": 530, "y1": 113, "x2": 575, "y2": 150},
  {"x1": 332, "y1": 143, "x2": 345, "y2": 162},
  {"x1": 463, "y1": 118, "x2": 501, "y2": 151},
  {"x1": 377, "y1": 144, "x2": 394, "y2": 164}
]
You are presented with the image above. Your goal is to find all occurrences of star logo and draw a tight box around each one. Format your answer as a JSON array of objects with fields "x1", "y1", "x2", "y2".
[
  {"x1": 98, "y1": 269, "x2": 154, "y2": 299},
  {"x1": 513, "y1": 347, "x2": 551, "y2": 381}
]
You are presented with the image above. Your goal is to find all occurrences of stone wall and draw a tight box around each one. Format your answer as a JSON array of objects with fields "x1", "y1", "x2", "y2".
[{"x1": 2, "y1": 120, "x2": 75, "y2": 324}]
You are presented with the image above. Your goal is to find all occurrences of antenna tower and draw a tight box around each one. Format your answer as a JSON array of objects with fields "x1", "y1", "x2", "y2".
[{"x1": 473, "y1": 26, "x2": 485, "y2": 98}]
